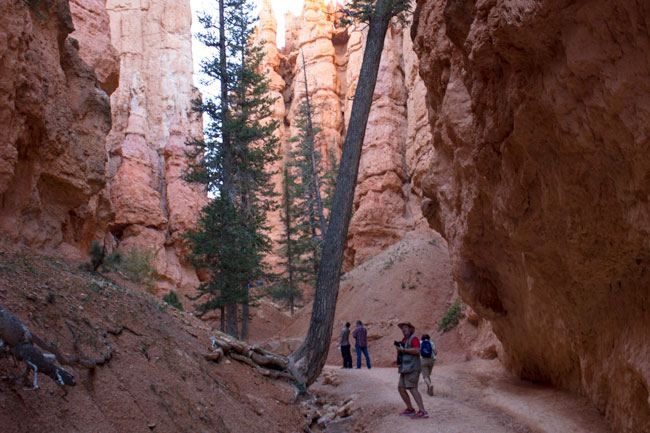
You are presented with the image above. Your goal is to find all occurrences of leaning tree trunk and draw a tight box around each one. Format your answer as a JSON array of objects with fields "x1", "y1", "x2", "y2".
[{"x1": 289, "y1": 0, "x2": 396, "y2": 387}]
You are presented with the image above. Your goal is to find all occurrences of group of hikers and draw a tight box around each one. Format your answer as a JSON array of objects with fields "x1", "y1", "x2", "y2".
[
  {"x1": 337, "y1": 320, "x2": 437, "y2": 420},
  {"x1": 337, "y1": 320, "x2": 371, "y2": 369}
]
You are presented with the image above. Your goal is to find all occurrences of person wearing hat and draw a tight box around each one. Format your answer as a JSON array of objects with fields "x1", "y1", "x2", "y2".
[{"x1": 395, "y1": 321, "x2": 428, "y2": 419}]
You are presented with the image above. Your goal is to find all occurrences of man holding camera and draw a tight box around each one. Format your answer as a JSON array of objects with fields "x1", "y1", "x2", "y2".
[{"x1": 395, "y1": 321, "x2": 428, "y2": 419}]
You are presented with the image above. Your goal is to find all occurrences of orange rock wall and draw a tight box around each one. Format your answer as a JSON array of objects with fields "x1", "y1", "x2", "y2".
[
  {"x1": 412, "y1": 1, "x2": 650, "y2": 431},
  {"x1": 0, "y1": 0, "x2": 205, "y2": 296},
  {"x1": 105, "y1": 0, "x2": 206, "y2": 296},
  {"x1": 0, "y1": 0, "x2": 114, "y2": 257},
  {"x1": 261, "y1": 0, "x2": 432, "y2": 271}
]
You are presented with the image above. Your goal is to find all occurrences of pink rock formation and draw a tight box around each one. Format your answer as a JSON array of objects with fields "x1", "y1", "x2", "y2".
[
  {"x1": 69, "y1": 0, "x2": 120, "y2": 95},
  {"x1": 268, "y1": 1, "x2": 431, "y2": 271},
  {"x1": 106, "y1": 0, "x2": 206, "y2": 295},
  {"x1": 413, "y1": 1, "x2": 650, "y2": 431},
  {"x1": 0, "y1": 0, "x2": 114, "y2": 256}
]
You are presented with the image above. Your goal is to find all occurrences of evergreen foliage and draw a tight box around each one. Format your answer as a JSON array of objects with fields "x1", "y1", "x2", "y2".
[
  {"x1": 162, "y1": 291, "x2": 184, "y2": 311},
  {"x1": 438, "y1": 298, "x2": 463, "y2": 332},
  {"x1": 340, "y1": 0, "x2": 411, "y2": 26},
  {"x1": 184, "y1": 0, "x2": 279, "y2": 336},
  {"x1": 273, "y1": 96, "x2": 340, "y2": 313},
  {"x1": 270, "y1": 164, "x2": 305, "y2": 315}
]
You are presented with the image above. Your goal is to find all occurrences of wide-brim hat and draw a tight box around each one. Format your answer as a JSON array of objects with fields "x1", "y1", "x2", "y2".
[{"x1": 397, "y1": 321, "x2": 415, "y2": 330}]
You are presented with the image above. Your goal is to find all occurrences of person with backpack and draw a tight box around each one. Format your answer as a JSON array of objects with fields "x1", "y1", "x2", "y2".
[
  {"x1": 419, "y1": 333, "x2": 437, "y2": 396},
  {"x1": 395, "y1": 321, "x2": 428, "y2": 419}
]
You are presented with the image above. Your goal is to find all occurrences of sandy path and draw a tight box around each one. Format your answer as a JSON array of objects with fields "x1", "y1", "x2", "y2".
[{"x1": 312, "y1": 359, "x2": 612, "y2": 433}]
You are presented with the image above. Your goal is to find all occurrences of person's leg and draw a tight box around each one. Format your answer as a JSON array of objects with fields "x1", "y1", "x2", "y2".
[
  {"x1": 340, "y1": 346, "x2": 346, "y2": 368},
  {"x1": 355, "y1": 346, "x2": 362, "y2": 368},
  {"x1": 405, "y1": 371, "x2": 427, "y2": 415},
  {"x1": 362, "y1": 346, "x2": 371, "y2": 368},
  {"x1": 421, "y1": 358, "x2": 433, "y2": 395},
  {"x1": 343, "y1": 346, "x2": 352, "y2": 368},
  {"x1": 398, "y1": 386, "x2": 414, "y2": 410},
  {"x1": 409, "y1": 387, "x2": 426, "y2": 413},
  {"x1": 398, "y1": 374, "x2": 415, "y2": 414}
]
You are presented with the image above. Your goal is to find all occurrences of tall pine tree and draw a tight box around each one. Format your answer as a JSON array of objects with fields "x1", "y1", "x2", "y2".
[{"x1": 184, "y1": 0, "x2": 279, "y2": 339}]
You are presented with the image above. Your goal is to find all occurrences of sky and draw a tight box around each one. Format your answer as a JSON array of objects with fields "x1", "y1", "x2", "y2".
[{"x1": 190, "y1": 0, "x2": 305, "y2": 92}]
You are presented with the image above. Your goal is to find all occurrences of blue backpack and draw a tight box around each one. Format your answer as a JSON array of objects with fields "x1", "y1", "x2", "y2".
[{"x1": 420, "y1": 339, "x2": 434, "y2": 358}]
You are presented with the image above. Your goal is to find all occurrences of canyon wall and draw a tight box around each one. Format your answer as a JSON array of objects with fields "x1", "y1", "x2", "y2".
[
  {"x1": 0, "y1": 0, "x2": 115, "y2": 257},
  {"x1": 0, "y1": 0, "x2": 205, "y2": 297},
  {"x1": 412, "y1": 0, "x2": 650, "y2": 431},
  {"x1": 103, "y1": 0, "x2": 206, "y2": 296},
  {"x1": 262, "y1": 0, "x2": 432, "y2": 271}
]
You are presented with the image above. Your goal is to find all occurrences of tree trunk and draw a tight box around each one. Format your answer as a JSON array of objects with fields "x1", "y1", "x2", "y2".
[
  {"x1": 241, "y1": 299, "x2": 249, "y2": 341},
  {"x1": 219, "y1": 0, "x2": 232, "y2": 195},
  {"x1": 226, "y1": 303, "x2": 238, "y2": 338},
  {"x1": 289, "y1": 0, "x2": 395, "y2": 387},
  {"x1": 220, "y1": 306, "x2": 225, "y2": 333}
]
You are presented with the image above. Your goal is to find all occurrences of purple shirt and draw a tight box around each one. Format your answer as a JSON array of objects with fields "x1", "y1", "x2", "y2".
[{"x1": 352, "y1": 325, "x2": 367, "y2": 347}]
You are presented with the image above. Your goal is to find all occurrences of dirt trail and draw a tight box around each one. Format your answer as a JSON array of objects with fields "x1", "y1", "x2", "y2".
[{"x1": 312, "y1": 359, "x2": 612, "y2": 433}]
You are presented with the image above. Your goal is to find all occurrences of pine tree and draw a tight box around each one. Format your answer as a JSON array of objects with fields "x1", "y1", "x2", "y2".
[
  {"x1": 184, "y1": 0, "x2": 279, "y2": 339},
  {"x1": 270, "y1": 164, "x2": 305, "y2": 315}
]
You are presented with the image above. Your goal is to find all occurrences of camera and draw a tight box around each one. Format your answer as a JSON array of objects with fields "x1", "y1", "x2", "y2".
[{"x1": 393, "y1": 341, "x2": 403, "y2": 348}]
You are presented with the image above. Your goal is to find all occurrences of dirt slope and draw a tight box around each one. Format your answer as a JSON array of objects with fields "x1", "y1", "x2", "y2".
[
  {"x1": 0, "y1": 242, "x2": 305, "y2": 433},
  {"x1": 277, "y1": 230, "x2": 498, "y2": 367}
]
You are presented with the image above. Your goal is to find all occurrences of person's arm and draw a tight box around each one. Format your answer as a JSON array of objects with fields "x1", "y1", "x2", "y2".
[{"x1": 399, "y1": 337, "x2": 420, "y2": 355}]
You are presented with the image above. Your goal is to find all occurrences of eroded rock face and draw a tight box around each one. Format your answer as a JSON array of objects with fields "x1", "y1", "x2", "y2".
[
  {"x1": 106, "y1": 0, "x2": 206, "y2": 295},
  {"x1": 69, "y1": 0, "x2": 120, "y2": 95},
  {"x1": 264, "y1": 0, "x2": 431, "y2": 271},
  {"x1": 413, "y1": 1, "x2": 650, "y2": 431},
  {"x1": 0, "y1": 0, "x2": 114, "y2": 256}
]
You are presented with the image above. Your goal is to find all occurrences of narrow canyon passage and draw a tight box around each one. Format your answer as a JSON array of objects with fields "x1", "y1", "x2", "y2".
[{"x1": 312, "y1": 361, "x2": 613, "y2": 433}]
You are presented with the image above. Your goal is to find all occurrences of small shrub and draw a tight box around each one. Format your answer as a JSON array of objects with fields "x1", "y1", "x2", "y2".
[
  {"x1": 45, "y1": 292, "x2": 55, "y2": 304},
  {"x1": 118, "y1": 247, "x2": 159, "y2": 288},
  {"x1": 162, "y1": 290, "x2": 183, "y2": 311},
  {"x1": 102, "y1": 251, "x2": 122, "y2": 271},
  {"x1": 88, "y1": 240, "x2": 104, "y2": 271},
  {"x1": 438, "y1": 298, "x2": 463, "y2": 332}
]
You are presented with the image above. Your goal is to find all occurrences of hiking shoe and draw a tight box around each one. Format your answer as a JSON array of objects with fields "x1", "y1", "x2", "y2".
[
  {"x1": 411, "y1": 410, "x2": 429, "y2": 419},
  {"x1": 399, "y1": 408, "x2": 416, "y2": 416}
]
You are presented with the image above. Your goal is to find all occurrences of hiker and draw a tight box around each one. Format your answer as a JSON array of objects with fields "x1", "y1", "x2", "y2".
[
  {"x1": 395, "y1": 321, "x2": 428, "y2": 419},
  {"x1": 420, "y1": 333, "x2": 437, "y2": 396},
  {"x1": 352, "y1": 320, "x2": 371, "y2": 369},
  {"x1": 338, "y1": 321, "x2": 352, "y2": 368}
]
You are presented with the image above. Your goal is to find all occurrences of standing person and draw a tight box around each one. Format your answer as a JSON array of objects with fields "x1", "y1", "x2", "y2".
[
  {"x1": 395, "y1": 321, "x2": 428, "y2": 419},
  {"x1": 352, "y1": 320, "x2": 371, "y2": 369},
  {"x1": 419, "y1": 333, "x2": 437, "y2": 396},
  {"x1": 338, "y1": 322, "x2": 352, "y2": 368}
]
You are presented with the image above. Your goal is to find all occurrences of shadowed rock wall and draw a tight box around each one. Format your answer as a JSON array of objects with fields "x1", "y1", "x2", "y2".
[
  {"x1": 0, "y1": 0, "x2": 114, "y2": 257},
  {"x1": 412, "y1": 1, "x2": 650, "y2": 431}
]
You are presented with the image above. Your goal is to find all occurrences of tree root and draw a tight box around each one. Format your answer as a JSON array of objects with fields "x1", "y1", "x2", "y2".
[
  {"x1": 207, "y1": 334, "x2": 299, "y2": 384},
  {"x1": 0, "y1": 304, "x2": 117, "y2": 390}
]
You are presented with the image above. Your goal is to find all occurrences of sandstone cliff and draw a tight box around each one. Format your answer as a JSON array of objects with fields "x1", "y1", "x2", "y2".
[
  {"x1": 0, "y1": 0, "x2": 114, "y2": 257},
  {"x1": 412, "y1": 1, "x2": 650, "y2": 431},
  {"x1": 261, "y1": 0, "x2": 433, "y2": 271},
  {"x1": 0, "y1": 0, "x2": 205, "y2": 297},
  {"x1": 105, "y1": 0, "x2": 206, "y2": 296}
]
